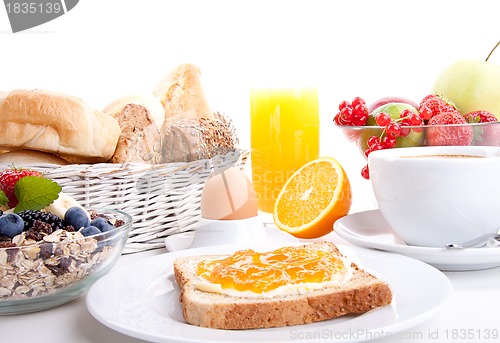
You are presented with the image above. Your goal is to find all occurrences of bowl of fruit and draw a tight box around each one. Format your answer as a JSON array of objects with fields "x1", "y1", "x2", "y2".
[
  {"x1": 0, "y1": 168, "x2": 132, "y2": 315},
  {"x1": 333, "y1": 95, "x2": 500, "y2": 179}
]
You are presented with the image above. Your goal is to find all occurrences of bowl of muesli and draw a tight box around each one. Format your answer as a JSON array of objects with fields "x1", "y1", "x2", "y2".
[{"x1": 0, "y1": 207, "x2": 132, "y2": 315}]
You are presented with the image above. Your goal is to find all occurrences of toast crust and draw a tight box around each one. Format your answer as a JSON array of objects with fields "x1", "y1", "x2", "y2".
[{"x1": 173, "y1": 242, "x2": 392, "y2": 330}]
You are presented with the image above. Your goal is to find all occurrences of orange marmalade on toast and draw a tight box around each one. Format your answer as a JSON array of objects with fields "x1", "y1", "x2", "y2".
[{"x1": 195, "y1": 244, "x2": 354, "y2": 298}]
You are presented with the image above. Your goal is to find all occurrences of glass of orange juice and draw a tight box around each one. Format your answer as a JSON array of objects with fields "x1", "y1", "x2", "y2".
[{"x1": 250, "y1": 87, "x2": 320, "y2": 213}]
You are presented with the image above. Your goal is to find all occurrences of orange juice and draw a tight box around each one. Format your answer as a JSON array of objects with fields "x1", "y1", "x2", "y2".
[{"x1": 250, "y1": 87, "x2": 319, "y2": 212}]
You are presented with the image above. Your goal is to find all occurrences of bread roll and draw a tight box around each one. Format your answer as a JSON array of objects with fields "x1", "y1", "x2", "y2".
[
  {"x1": 0, "y1": 150, "x2": 69, "y2": 165},
  {"x1": 153, "y1": 63, "x2": 215, "y2": 125},
  {"x1": 103, "y1": 94, "x2": 165, "y2": 129},
  {"x1": 108, "y1": 103, "x2": 161, "y2": 164},
  {"x1": 0, "y1": 89, "x2": 121, "y2": 163},
  {"x1": 161, "y1": 118, "x2": 235, "y2": 163}
]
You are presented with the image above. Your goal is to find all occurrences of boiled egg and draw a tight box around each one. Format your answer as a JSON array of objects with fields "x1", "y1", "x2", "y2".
[{"x1": 200, "y1": 167, "x2": 258, "y2": 220}]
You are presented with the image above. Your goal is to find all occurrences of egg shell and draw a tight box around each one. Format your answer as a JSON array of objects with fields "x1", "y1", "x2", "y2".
[{"x1": 200, "y1": 167, "x2": 258, "y2": 220}]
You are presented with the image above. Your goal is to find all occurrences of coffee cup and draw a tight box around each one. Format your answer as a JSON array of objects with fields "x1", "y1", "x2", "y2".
[{"x1": 368, "y1": 146, "x2": 500, "y2": 247}]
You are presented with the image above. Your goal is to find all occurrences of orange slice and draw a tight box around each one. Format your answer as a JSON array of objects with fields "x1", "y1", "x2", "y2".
[{"x1": 273, "y1": 157, "x2": 352, "y2": 239}]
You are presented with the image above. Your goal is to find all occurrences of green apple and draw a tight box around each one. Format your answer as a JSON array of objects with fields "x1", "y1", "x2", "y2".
[
  {"x1": 432, "y1": 57, "x2": 500, "y2": 119},
  {"x1": 359, "y1": 102, "x2": 424, "y2": 152}
]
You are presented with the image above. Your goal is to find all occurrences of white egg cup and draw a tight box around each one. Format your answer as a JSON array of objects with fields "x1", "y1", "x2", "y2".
[{"x1": 190, "y1": 216, "x2": 267, "y2": 248}]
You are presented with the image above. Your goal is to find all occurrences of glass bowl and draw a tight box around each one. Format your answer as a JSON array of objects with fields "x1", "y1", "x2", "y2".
[
  {"x1": 335, "y1": 121, "x2": 500, "y2": 159},
  {"x1": 0, "y1": 208, "x2": 132, "y2": 315}
]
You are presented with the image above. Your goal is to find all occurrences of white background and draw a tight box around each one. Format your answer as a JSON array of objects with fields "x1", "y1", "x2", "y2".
[
  {"x1": 1, "y1": 3, "x2": 500, "y2": 342},
  {"x1": 1, "y1": 0, "x2": 499, "y2": 157}
]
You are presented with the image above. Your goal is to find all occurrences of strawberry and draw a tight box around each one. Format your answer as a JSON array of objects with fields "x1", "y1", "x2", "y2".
[
  {"x1": 419, "y1": 94, "x2": 460, "y2": 121},
  {"x1": 426, "y1": 112, "x2": 473, "y2": 146},
  {"x1": 463, "y1": 110, "x2": 498, "y2": 123},
  {"x1": 0, "y1": 168, "x2": 42, "y2": 208},
  {"x1": 464, "y1": 110, "x2": 500, "y2": 146}
]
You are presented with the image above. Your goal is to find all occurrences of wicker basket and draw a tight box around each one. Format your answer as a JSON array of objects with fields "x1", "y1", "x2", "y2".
[{"x1": 0, "y1": 114, "x2": 247, "y2": 254}]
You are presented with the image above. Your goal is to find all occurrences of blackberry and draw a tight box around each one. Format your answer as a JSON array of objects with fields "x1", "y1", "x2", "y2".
[{"x1": 17, "y1": 210, "x2": 66, "y2": 232}]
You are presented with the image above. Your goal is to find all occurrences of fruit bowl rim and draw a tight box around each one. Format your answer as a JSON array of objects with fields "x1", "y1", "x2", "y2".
[
  {"x1": 334, "y1": 121, "x2": 500, "y2": 129},
  {"x1": 0, "y1": 207, "x2": 133, "y2": 252}
]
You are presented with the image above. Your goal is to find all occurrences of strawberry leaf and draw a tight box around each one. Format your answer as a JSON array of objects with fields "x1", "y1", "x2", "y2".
[
  {"x1": 0, "y1": 190, "x2": 8, "y2": 206},
  {"x1": 13, "y1": 176, "x2": 62, "y2": 213}
]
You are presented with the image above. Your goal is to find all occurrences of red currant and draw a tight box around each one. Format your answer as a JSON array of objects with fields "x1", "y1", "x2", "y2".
[
  {"x1": 339, "y1": 101, "x2": 351, "y2": 111},
  {"x1": 334, "y1": 97, "x2": 368, "y2": 126},
  {"x1": 410, "y1": 113, "x2": 423, "y2": 126},
  {"x1": 367, "y1": 136, "x2": 380, "y2": 148},
  {"x1": 381, "y1": 136, "x2": 396, "y2": 148},
  {"x1": 375, "y1": 112, "x2": 391, "y2": 127},
  {"x1": 352, "y1": 113, "x2": 368, "y2": 126},
  {"x1": 400, "y1": 118, "x2": 412, "y2": 126},
  {"x1": 351, "y1": 97, "x2": 365, "y2": 108},
  {"x1": 400, "y1": 109, "x2": 414, "y2": 118},
  {"x1": 361, "y1": 164, "x2": 370, "y2": 179},
  {"x1": 386, "y1": 122, "x2": 401, "y2": 137}
]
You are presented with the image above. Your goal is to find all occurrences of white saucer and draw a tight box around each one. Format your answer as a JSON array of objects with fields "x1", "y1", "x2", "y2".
[
  {"x1": 164, "y1": 224, "x2": 298, "y2": 252},
  {"x1": 334, "y1": 209, "x2": 500, "y2": 271}
]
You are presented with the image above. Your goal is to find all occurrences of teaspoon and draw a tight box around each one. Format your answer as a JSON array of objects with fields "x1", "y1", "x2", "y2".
[{"x1": 446, "y1": 233, "x2": 500, "y2": 249}]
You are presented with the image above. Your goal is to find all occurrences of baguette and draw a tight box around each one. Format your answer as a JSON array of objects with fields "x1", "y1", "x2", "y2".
[
  {"x1": 153, "y1": 63, "x2": 215, "y2": 126},
  {"x1": 173, "y1": 242, "x2": 392, "y2": 330}
]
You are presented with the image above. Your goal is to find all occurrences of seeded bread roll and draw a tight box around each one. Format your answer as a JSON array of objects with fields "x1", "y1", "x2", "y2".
[
  {"x1": 0, "y1": 89, "x2": 121, "y2": 163},
  {"x1": 160, "y1": 118, "x2": 235, "y2": 163},
  {"x1": 173, "y1": 242, "x2": 393, "y2": 330}
]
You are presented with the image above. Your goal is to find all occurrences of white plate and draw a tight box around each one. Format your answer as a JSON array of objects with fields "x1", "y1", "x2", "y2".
[
  {"x1": 334, "y1": 209, "x2": 500, "y2": 271},
  {"x1": 86, "y1": 243, "x2": 451, "y2": 343}
]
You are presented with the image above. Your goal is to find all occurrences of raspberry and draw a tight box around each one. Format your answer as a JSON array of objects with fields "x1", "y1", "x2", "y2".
[
  {"x1": 427, "y1": 112, "x2": 473, "y2": 146},
  {"x1": 419, "y1": 94, "x2": 459, "y2": 121},
  {"x1": 0, "y1": 168, "x2": 42, "y2": 208}
]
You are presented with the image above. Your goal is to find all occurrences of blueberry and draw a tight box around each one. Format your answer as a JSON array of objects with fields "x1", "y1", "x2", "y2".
[
  {"x1": 64, "y1": 207, "x2": 90, "y2": 230},
  {"x1": 90, "y1": 217, "x2": 115, "y2": 233},
  {"x1": 0, "y1": 213, "x2": 24, "y2": 238},
  {"x1": 80, "y1": 225, "x2": 101, "y2": 237}
]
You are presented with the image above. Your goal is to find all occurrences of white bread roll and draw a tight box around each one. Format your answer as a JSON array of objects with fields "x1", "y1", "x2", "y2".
[
  {"x1": 108, "y1": 103, "x2": 161, "y2": 164},
  {"x1": 0, "y1": 89, "x2": 121, "y2": 163},
  {"x1": 0, "y1": 150, "x2": 69, "y2": 165},
  {"x1": 153, "y1": 63, "x2": 216, "y2": 125},
  {"x1": 103, "y1": 94, "x2": 165, "y2": 129}
]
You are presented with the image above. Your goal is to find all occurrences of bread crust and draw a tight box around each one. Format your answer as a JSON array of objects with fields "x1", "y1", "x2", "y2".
[
  {"x1": 103, "y1": 94, "x2": 165, "y2": 130},
  {"x1": 153, "y1": 63, "x2": 215, "y2": 125},
  {"x1": 160, "y1": 118, "x2": 234, "y2": 163},
  {"x1": 0, "y1": 89, "x2": 121, "y2": 163},
  {"x1": 173, "y1": 242, "x2": 393, "y2": 330},
  {"x1": 108, "y1": 104, "x2": 161, "y2": 164},
  {"x1": 0, "y1": 150, "x2": 69, "y2": 165}
]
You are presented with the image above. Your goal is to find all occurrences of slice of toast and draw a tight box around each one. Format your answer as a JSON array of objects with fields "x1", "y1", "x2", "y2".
[{"x1": 173, "y1": 242, "x2": 392, "y2": 330}]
